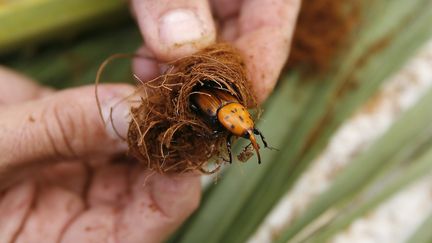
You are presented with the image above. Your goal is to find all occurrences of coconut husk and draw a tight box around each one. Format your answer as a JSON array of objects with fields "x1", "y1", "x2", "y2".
[{"x1": 127, "y1": 43, "x2": 257, "y2": 173}]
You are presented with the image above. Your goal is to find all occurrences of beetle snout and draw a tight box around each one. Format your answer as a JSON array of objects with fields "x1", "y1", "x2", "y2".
[{"x1": 248, "y1": 131, "x2": 262, "y2": 164}]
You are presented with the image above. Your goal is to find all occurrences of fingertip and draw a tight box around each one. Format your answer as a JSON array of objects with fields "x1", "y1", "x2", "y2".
[
  {"x1": 238, "y1": 0, "x2": 301, "y2": 35},
  {"x1": 54, "y1": 84, "x2": 136, "y2": 154},
  {"x1": 115, "y1": 170, "x2": 200, "y2": 243},
  {"x1": 132, "y1": 46, "x2": 160, "y2": 82},
  {"x1": 236, "y1": 28, "x2": 292, "y2": 103},
  {"x1": 157, "y1": 8, "x2": 215, "y2": 58},
  {"x1": 150, "y1": 173, "x2": 201, "y2": 218},
  {"x1": 132, "y1": 0, "x2": 216, "y2": 61},
  {"x1": 98, "y1": 84, "x2": 137, "y2": 143},
  {"x1": 234, "y1": 0, "x2": 301, "y2": 103}
]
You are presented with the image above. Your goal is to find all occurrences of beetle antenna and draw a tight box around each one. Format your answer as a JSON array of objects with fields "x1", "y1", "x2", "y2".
[{"x1": 254, "y1": 128, "x2": 279, "y2": 151}]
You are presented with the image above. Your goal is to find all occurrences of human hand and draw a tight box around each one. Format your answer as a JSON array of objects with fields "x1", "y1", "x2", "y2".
[
  {"x1": 131, "y1": 0, "x2": 301, "y2": 103},
  {"x1": 0, "y1": 67, "x2": 200, "y2": 243}
]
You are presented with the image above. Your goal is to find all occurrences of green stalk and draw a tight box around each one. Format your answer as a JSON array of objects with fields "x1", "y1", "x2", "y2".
[
  {"x1": 277, "y1": 84, "x2": 432, "y2": 242},
  {"x1": 0, "y1": 0, "x2": 128, "y2": 54},
  {"x1": 303, "y1": 117, "x2": 432, "y2": 242},
  {"x1": 5, "y1": 25, "x2": 141, "y2": 88}
]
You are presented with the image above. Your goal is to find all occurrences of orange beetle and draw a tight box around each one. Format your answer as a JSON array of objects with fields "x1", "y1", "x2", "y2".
[{"x1": 190, "y1": 85, "x2": 270, "y2": 164}]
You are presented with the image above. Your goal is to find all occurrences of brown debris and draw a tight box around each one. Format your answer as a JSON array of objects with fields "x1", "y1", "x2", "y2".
[
  {"x1": 237, "y1": 145, "x2": 254, "y2": 162},
  {"x1": 287, "y1": 0, "x2": 360, "y2": 72},
  {"x1": 127, "y1": 43, "x2": 257, "y2": 173}
]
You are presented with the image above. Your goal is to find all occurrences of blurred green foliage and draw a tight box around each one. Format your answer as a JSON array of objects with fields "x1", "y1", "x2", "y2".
[{"x1": 2, "y1": 22, "x2": 140, "y2": 88}]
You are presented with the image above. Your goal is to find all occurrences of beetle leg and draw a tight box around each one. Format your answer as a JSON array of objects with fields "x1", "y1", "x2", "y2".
[
  {"x1": 244, "y1": 142, "x2": 252, "y2": 150},
  {"x1": 254, "y1": 128, "x2": 279, "y2": 151},
  {"x1": 225, "y1": 134, "x2": 233, "y2": 164}
]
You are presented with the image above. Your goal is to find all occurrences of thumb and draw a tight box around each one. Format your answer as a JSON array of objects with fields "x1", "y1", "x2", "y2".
[
  {"x1": 131, "y1": 0, "x2": 216, "y2": 61},
  {"x1": 0, "y1": 84, "x2": 135, "y2": 171}
]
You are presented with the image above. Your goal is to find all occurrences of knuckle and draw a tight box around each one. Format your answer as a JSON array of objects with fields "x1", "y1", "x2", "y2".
[{"x1": 41, "y1": 100, "x2": 87, "y2": 159}]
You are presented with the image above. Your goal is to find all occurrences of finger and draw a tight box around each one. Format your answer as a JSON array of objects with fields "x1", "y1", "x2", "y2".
[
  {"x1": 40, "y1": 162, "x2": 89, "y2": 195},
  {"x1": 220, "y1": 17, "x2": 240, "y2": 42},
  {"x1": 61, "y1": 206, "x2": 117, "y2": 243},
  {"x1": 61, "y1": 164, "x2": 129, "y2": 243},
  {"x1": 0, "y1": 84, "x2": 135, "y2": 181},
  {"x1": 0, "y1": 181, "x2": 36, "y2": 243},
  {"x1": 236, "y1": 28, "x2": 293, "y2": 103},
  {"x1": 115, "y1": 170, "x2": 201, "y2": 243},
  {"x1": 62, "y1": 169, "x2": 200, "y2": 243},
  {"x1": 210, "y1": 0, "x2": 243, "y2": 19},
  {"x1": 131, "y1": 0, "x2": 216, "y2": 61},
  {"x1": 235, "y1": 0, "x2": 301, "y2": 103},
  {"x1": 132, "y1": 45, "x2": 161, "y2": 82},
  {"x1": 15, "y1": 185, "x2": 84, "y2": 243},
  {"x1": 87, "y1": 164, "x2": 129, "y2": 207},
  {"x1": 0, "y1": 66, "x2": 52, "y2": 105}
]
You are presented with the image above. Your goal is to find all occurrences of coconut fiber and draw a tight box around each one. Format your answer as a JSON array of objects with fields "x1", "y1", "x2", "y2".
[{"x1": 127, "y1": 43, "x2": 257, "y2": 173}]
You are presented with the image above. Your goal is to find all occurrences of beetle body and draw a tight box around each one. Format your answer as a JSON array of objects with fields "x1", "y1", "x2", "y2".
[{"x1": 190, "y1": 86, "x2": 269, "y2": 164}]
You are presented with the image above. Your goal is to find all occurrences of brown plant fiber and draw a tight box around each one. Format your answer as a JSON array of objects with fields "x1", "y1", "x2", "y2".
[{"x1": 127, "y1": 43, "x2": 257, "y2": 173}]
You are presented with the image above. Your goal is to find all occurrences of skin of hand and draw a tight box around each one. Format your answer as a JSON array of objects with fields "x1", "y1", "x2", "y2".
[
  {"x1": 131, "y1": 0, "x2": 301, "y2": 103},
  {"x1": 0, "y1": 66, "x2": 200, "y2": 243},
  {"x1": 0, "y1": 0, "x2": 300, "y2": 242}
]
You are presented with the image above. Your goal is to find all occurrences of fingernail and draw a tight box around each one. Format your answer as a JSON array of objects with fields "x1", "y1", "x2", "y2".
[
  {"x1": 101, "y1": 89, "x2": 136, "y2": 141},
  {"x1": 159, "y1": 9, "x2": 206, "y2": 47}
]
